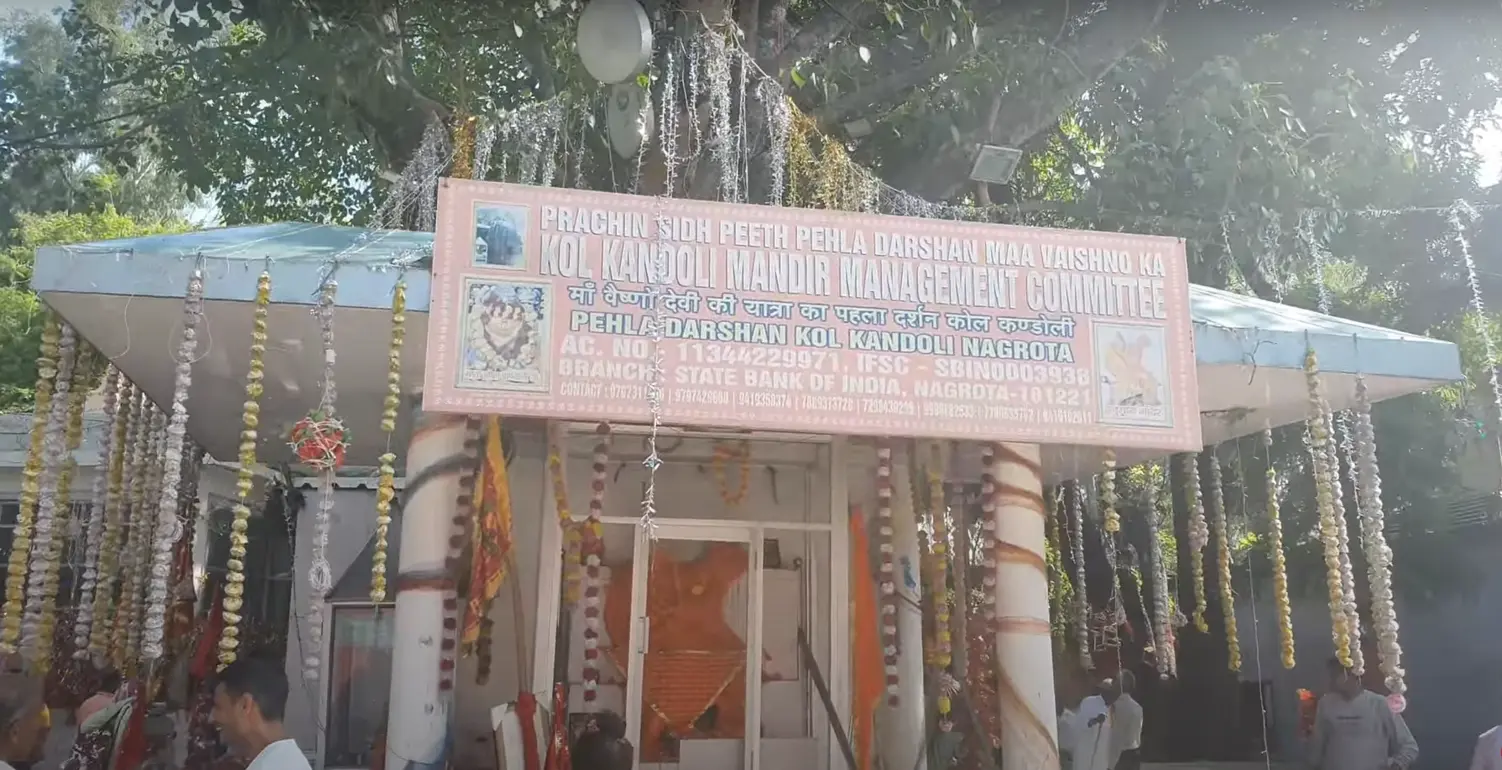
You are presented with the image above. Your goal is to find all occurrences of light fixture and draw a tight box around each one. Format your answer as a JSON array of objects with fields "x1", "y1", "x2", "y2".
[
  {"x1": 576, "y1": 0, "x2": 654, "y2": 85},
  {"x1": 969, "y1": 144, "x2": 1023, "y2": 185},
  {"x1": 606, "y1": 81, "x2": 654, "y2": 158}
]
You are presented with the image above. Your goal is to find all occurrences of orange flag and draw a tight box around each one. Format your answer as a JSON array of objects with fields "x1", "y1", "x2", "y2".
[{"x1": 849, "y1": 506, "x2": 884, "y2": 770}]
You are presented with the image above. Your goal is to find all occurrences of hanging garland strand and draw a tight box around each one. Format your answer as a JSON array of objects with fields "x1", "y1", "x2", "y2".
[
  {"x1": 1262, "y1": 429, "x2": 1296, "y2": 670},
  {"x1": 980, "y1": 444, "x2": 999, "y2": 634},
  {"x1": 1205, "y1": 449, "x2": 1241, "y2": 672},
  {"x1": 581, "y1": 422, "x2": 612, "y2": 707},
  {"x1": 927, "y1": 442, "x2": 955, "y2": 731},
  {"x1": 1448, "y1": 200, "x2": 1502, "y2": 421},
  {"x1": 1146, "y1": 465, "x2": 1171, "y2": 679},
  {"x1": 1066, "y1": 480, "x2": 1091, "y2": 671},
  {"x1": 547, "y1": 424, "x2": 583, "y2": 605},
  {"x1": 1354, "y1": 376, "x2": 1407, "y2": 710},
  {"x1": 38, "y1": 341, "x2": 96, "y2": 669},
  {"x1": 1323, "y1": 407, "x2": 1364, "y2": 675},
  {"x1": 1306, "y1": 349, "x2": 1353, "y2": 668},
  {"x1": 1045, "y1": 486, "x2": 1069, "y2": 650},
  {"x1": 124, "y1": 409, "x2": 166, "y2": 672},
  {"x1": 21, "y1": 322, "x2": 80, "y2": 664},
  {"x1": 712, "y1": 440, "x2": 752, "y2": 507},
  {"x1": 221, "y1": 271, "x2": 270, "y2": 668},
  {"x1": 1180, "y1": 453, "x2": 1210, "y2": 633},
  {"x1": 299, "y1": 278, "x2": 349, "y2": 682},
  {"x1": 1100, "y1": 451, "x2": 1120, "y2": 534},
  {"x1": 73, "y1": 364, "x2": 122, "y2": 657},
  {"x1": 371, "y1": 280, "x2": 406, "y2": 602},
  {"x1": 143, "y1": 267, "x2": 205, "y2": 662},
  {"x1": 98, "y1": 387, "x2": 143, "y2": 662},
  {"x1": 0, "y1": 315, "x2": 59, "y2": 655},
  {"x1": 875, "y1": 438, "x2": 900, "y2": 706}
]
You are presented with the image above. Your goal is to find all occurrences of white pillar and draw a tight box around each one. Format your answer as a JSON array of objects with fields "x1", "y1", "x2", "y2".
[
  {"x1": 878, "y1": 442, "x2": 928, "y2": 770},
  {"x1": 386, "y1": 398, "x2": 469, "y2": 770},
  {"x1": 992, "y1": 442, "x2": 1059, "y2": 770}
]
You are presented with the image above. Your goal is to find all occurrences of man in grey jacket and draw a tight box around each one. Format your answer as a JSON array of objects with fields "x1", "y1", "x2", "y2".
[{"x1": 1308, "y1": 657, "x2": 1418, "y2": 770}]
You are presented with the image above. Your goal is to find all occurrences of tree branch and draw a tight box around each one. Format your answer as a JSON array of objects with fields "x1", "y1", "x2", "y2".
[
  {"x1": 812, "y1": 36, "x2": 980, "y2": 127},
  {"x1": 766, "y1": 0, "x2": 882, "y2": 77},
  {"x1": 886, "y1": 0, "x2": 1171, "y2": 200}
]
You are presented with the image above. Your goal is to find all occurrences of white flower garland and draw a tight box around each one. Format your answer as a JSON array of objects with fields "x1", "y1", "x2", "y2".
[
  {"x1": 112, "y1": 395, "x2": 154, "y2": 667},
  {"x1": 581, "y1": 422, "x2": 612, "y2": 706},
  {"x1": 1322, "y1": 410, "x2": 1364, "y2": 675},
  {"x1": 73, "y1": 364, "x2": 123, "y2": 658},
  {"x1": 1205, "y1": 450, "x2": 1241, "y2": 672},
  {"x1": 1306, "y1": 349, "x2": 1354, "y2": 667},
  {"x1": 1354, "y1": 376, "x2": 1406, "y2": 708},
  {"x1": 142, "y1": 268, "x2": 204, "y2": 661},
  {"x1": 39, "y1": 342, "x2": 95, "y2": 663},
  {"x1": 20, "y1": 322, "x2": 79, "y2": 662},
  {"x1": 131, "y1": 411, "x2": 168, "y2": 663},
  {"x1": 876, "y1": 439, "x2": 900, "y2": 705},
  {"x1": 1066, "y1": 481, "x2": 1091, "y2": 671},
  {"x1": 306, "y1": 279, "x2": 339, "y2": 681}
]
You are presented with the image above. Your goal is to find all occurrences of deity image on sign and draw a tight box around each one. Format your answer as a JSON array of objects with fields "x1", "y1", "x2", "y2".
[
  {"x1": 1094, "y1": 321, "x2": 1172, "y2": 427},
  {"x1": 473, "y1": 201, "x2": 529, "y2": 268},
  {"x1": 456, "y1": 278, "x2": 551, "y2": 392}
]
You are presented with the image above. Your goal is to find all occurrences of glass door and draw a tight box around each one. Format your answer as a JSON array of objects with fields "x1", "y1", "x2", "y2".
[{"x1": 626, "y1": 523, "x2": 761, "y2": 770}]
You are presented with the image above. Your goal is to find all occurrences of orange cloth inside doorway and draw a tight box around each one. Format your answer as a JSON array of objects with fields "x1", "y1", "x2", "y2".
[
  {"x1": 603, "y1": 542, "x2": 751, "y2": 762},
  {"x1": 849, "y1": 507, "x2": 885, "y2": 770}
]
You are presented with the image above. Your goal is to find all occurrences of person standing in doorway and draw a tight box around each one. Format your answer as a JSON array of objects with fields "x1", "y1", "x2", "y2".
[
  {"x1": 210, "y1": 658, "x2": 311, "y2": 770},
  {"x1": 1108, "y1": 671, "x2": 1143, "y2": 770},
  {"x1": 1307, "y1": 657, "x2": 1418, "y2": 770}
]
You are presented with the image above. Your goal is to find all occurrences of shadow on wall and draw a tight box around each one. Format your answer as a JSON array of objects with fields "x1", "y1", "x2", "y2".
[{"x1": 1235, "y1": 524, "x2": 1502, "y2": 769}]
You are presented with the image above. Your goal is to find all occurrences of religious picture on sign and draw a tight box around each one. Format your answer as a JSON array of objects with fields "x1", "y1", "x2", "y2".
[
  {"x1": 474, "y1": 201, "x2": 530, "y2": 268},
  {"x1": 1094, "y1": 321, "x2": 1171, "y2": 428},
  {"x1": 458, "y1": 277, "x2": 551, "y2": 392}
]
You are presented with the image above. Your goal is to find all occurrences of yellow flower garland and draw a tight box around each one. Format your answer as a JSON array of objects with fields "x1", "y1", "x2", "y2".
[
  {"x1": 926, "y1": 442, "x2": 954, "y2": 728},
  {"x1": 1205, "y1": 450, "x2": 1241, "y2": 672},
  {"x1": 1101, "y1": 450, "x2": 1120, "y2": 533},
  {"x1": 1305, "y1": 349, "x2": 1352, "y2": 667},
  {"x1": 0, "y1": 315, "x2": 59, "y2": 653},
  {"x1": 220, "y1": 271, "x2": 270, "y2": 667},
  {"x1": 372, "y1": 280, "x2": 406, "y2": 602},
  {"x1": 1263, "y1": 429, "x2": 1296, "y2": 669},
  {"x1": 88, "y1": 378, "x2": 134, "y2": 661}
]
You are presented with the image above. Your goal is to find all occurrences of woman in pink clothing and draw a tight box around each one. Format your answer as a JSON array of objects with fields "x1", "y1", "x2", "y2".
[{"x1": 74, "y1": 670, "x2": 122, "y2": 727}]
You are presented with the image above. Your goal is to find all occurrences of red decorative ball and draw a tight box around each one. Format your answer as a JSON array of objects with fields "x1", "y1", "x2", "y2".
[{"x1": 290, "y1": 410, "x2": 349, "y2": 471}]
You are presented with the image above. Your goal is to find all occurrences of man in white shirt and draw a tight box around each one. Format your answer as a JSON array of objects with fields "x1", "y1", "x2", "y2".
[
  {"x1": 1068, "y1": 682, "x2": 1114, "y2": 770},
  {"x1": 1108, "y1": 671, "x2": 1143, "y2": 770},
  {"x1": 1470, "y1": 725, "x2": 1502, "y2": 770},
  {"x1": 210, "y1": 657, "x2": 312, "y2": 770}
]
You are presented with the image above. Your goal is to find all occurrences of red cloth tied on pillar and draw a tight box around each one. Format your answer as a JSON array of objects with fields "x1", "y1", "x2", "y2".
[{"x1": 463, "y1": 418, "x2": 514, "y2": 653}]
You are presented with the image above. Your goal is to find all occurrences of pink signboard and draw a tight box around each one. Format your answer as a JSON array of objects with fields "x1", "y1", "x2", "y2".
[{"x1": 423, "y1": 179, "x2": 1201, "y2": 451}]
